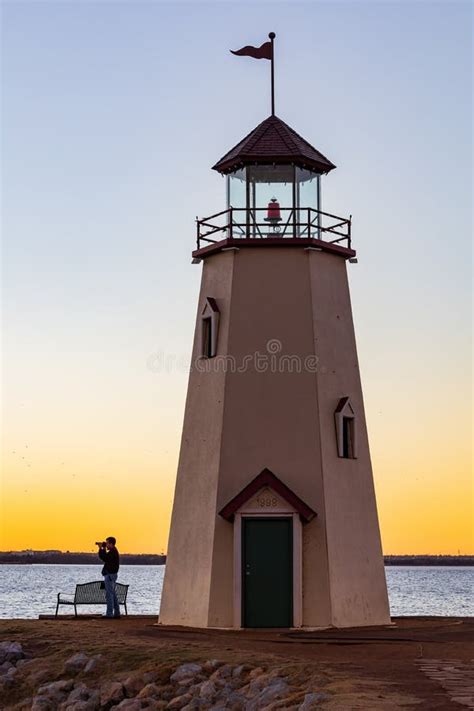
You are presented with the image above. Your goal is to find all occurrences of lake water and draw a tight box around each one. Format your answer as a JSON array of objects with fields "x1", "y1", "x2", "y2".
[{"x1": 0, "y1": 565, "x2": 472, "y2": 619}]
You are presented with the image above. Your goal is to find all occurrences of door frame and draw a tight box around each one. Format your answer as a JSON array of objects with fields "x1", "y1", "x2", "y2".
[{"x1": 233, "y1": 511, "x2": 303, "y2": 628}]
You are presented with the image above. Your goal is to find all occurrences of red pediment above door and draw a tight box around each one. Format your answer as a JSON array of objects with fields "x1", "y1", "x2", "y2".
[{"x1": 218, "y1": 468, "x2": 317, "y2": 523}]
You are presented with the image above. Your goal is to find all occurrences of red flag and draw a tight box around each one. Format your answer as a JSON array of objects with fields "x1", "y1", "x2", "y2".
[{"x1": 230, "y1": 41, "x2": 272, "y2": 60}]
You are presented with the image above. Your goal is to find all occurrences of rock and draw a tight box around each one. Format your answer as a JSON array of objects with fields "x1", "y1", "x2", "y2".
[
  {"x1": 123, "y1": 673, "x2": 145, "y2": 697},
  {"x1": 166, "y1": 693, "x2": 192, "y2": 709},
  {"x1": 60, "y1": 683, "x2": 100, "y2": 710},
  {"x1": 0, "y1": 640, "x2": 24, "y2": 662},
  {"x1": 84, "y1": 658, "x2": 99, "y2": 674},
  {"x1": 67, "y1": 683, "x2": 94, "y2": 701},
  {"x1": 111, "y1": 700, "x2": 142, "y2": 711},
  {"x1": 177, "y1": 686, "x2": 196, "y2": 697},
  {"x1": 17, "y1": 658, "x2": 31, "y2": 668},
  {"x1": 215, "y1": 681, "x2": 238, "y2": 698},
  {"x1": 170, "y1": 664, "x2": 202, "y2": 685},
  {"x1": 188, "y1": 682, "x2": 202, "y2": 695},
  {"x1": 68, "y1": 684, "x2": 100, "y2": 701},
  {"x1": 232, "y1": 680, "x2": 249, "y2": 694},
  {"x1": 137, "y1": 683, "x2": 163, "y2": 699},
  {"x1": 62, "y1": 700, "x2": 100, "y2": 711},
  {"x1": 209, "y1": 665, "x2": 232, "y2": 682},
  {"x1": 203, "y1": 660, "x2": 224, "y2": 673},
  {"x1": 199, "y1": 680, "x2": 217, "y2": 699},
  {"x1": 0, "y1": 660, "x2": 14, "y2": 674},
  {"x1": 248, "y1": 667, "x2": 264, "y2": 679},
  {"x1": 237, "y1": 683, "x2": 250, "y2": 698},
  {"x1": 159, "y1": 685, "x2": 176, "y2": 700},
  {"x1": 101, "y1": 681, "x2": 125, "y2": 706},
  {"x1": 176, "y1": 674, "x2": 205, "y2": 689},
  {"x1": 181, "y1": 701, "x2": 208, "y2": 711},
  {"x1": 224, "y1": 691, "x2": 245, "y2": 710},
  {"x1": 142, "y1": 702, "x2": 168, "y2": 711},
  {"x1": 143, "y1": 671, "x2": 161, "y2": 685},
  {"x1": 6, "y1": 665, "x2": 18, "y2": 679},
  {"x1": 231, "y1": 665, "x2": 249, "y2": 679},
  {"x1": 242, "y1": 672, "x2": 282, "y2": 699},
  {"x1": 0, "y1": 673, "x2": 15, "y2": 693},
  {"x1": 246, "y1": 679, "x2": 289, "y2": 710},
  {"x1": 64, "y1": 653, "x2": 91, "y2": 674},
  {"x1": 32, "y1": 698, "x2": 57, "y2": 711},
  {"x1": 298, "y1": 692, "x2": 329, "y2": 709},
  {"x1": 38, "y1": 679, "x2": 74, "y2": 697},
  {"x1": 34, "y1": 681, "x2": 75, "y2": 711}
]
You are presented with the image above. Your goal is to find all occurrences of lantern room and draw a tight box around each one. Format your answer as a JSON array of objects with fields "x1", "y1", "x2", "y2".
[
  {"x1": 195, "y1": 114, "x2": 353, "y2": 252},
  {"x1": 214, "y1": 115, "x2": 335, "y2": 239}
]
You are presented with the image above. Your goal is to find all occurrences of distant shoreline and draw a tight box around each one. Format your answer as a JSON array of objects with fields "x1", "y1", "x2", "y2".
[
  {"x1": 0, "y1": 553, "x2": 166, "y2": 565},
  {"x1": 0, "y1": 552, "x2": 473, "y2": 566},
  {"x1": 384, "y1": 555, "x2": 473, "y2": 566}
]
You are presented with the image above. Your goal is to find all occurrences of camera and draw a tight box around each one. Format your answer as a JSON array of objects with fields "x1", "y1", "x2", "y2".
[{"x1": 95, "y1": 541, "x2": 106, "y2": 547}]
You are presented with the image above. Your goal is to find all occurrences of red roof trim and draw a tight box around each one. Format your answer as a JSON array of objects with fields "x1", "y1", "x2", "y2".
[{"x1": 219, "y1": 468, "x2": 317, "y2": 523}]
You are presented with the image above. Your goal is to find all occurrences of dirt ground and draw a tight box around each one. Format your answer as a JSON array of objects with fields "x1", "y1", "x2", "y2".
[{"x1": 1, "y1": 616, "x2": 473, "y2": 709}]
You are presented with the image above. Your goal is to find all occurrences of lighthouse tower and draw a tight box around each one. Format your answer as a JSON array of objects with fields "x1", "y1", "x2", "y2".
[{"x1": 160, "y1": 106, "x2": 390, "y2": 629}]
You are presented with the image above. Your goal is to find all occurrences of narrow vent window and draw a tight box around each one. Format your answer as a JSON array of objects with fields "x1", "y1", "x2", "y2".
[
  {"x1": 335, "y1": 397, "x2": 357, "y2": 459},
  {"x1": 342, "y1": 416, "x2": 354, "y2": 459},
  {"x1": 200, "y1": 298, "x2": 220, "y2": 359},
  {"x1": 202, "y1": 317, "x2": 213, "y2": 358}
]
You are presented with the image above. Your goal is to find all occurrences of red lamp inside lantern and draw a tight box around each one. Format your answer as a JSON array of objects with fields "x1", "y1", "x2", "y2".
[{"x1": 266, "y1": 197, "x2": 281, "y2": 221}]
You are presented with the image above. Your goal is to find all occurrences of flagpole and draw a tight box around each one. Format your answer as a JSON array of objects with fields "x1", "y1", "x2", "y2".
[{"x1": 269, "y1": 32, "x2": 276, "y2": 115}]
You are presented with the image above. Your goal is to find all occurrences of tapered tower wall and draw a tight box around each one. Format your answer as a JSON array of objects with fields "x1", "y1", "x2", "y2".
[
  {"x1": 159, "y1": 251, "x2": 235, "y2": 627},
  {"x1": 309, "y1": 252, "x2": 390, "y2": 626}
]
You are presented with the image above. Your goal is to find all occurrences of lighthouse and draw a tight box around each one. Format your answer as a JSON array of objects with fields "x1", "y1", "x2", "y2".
[{"x1": 160, "y1": 39, "x2": 390, "y2": 629}]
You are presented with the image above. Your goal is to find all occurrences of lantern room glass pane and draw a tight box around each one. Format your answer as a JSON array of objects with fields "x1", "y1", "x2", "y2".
[
  {"x1": 228, "y1": 168, "x2": 247, "y2": 237},
  {"x1": 295, "y1": 168, "x2": 320, "y2": 238},
  {"x1": 247, "y1": 165, "x2": 294, "y2": 237}
]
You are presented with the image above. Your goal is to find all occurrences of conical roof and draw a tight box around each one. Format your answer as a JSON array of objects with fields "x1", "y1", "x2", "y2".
[{"x1": 212, "y1": 115, "x2": 336, "y2": 175}]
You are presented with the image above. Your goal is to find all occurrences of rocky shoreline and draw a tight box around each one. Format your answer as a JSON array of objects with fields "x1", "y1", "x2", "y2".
[
  {"x1": 2, "y1": 617, "x2": 473, "y2": 710},
  {"x1": 1, "y1": 641, "x2": 325, "y2": 710}
]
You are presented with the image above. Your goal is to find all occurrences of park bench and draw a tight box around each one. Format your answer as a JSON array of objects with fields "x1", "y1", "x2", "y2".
[{"x1": 55, "y1": 581, "x2": 129, "y2": 617}]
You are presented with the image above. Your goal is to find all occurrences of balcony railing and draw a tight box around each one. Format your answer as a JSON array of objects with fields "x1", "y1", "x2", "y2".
[{"x1": 196, "y1": 207, "x2": 352, "y2": 251}]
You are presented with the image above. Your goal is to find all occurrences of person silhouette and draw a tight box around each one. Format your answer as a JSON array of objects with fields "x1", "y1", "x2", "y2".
[{"x1": 97, "y1": 537, "x2": 120, "y2": 619}]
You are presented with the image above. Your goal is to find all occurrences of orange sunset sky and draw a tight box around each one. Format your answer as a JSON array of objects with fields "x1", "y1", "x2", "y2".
[{"x1": 2, "y1": 3, "x2": 472, "y2": 555}]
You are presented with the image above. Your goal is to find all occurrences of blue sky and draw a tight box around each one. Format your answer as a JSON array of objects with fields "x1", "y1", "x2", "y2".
[{"x1": 2, "y1": 1, "x2": 472, "y2": 553}]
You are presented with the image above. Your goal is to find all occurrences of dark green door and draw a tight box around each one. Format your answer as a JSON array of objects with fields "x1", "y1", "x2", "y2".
[{"x1": 242, "y1": 518, "x2": 293, "y2": 628}]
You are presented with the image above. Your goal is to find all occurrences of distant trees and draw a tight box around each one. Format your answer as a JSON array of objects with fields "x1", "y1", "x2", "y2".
[{"x1": 0, "y1": 551, "x2": 167, "y2": 565}]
